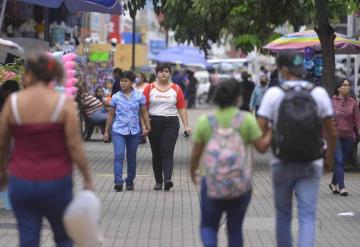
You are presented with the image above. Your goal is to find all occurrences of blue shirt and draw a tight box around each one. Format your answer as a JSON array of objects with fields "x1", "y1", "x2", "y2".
[
  {"x1": 250, "y1": 85, "x2": 267, "y2": 111},
  {"x1": 110, "y1": 89, "x2": 146, "y2": 135}
]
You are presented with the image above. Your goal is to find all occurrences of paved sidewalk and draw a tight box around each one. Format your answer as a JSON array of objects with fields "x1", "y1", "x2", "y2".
[{"x1": 1, "y1": 107, "x2": 360, "y2": 246}]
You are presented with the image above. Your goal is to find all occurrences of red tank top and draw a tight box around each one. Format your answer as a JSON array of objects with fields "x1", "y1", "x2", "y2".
[{"x1": 9, "y1": 93, "x2": 72, "y2": 181}]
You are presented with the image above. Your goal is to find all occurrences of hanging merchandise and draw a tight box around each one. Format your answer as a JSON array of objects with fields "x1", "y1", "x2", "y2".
[
  {"x1": 303, "y1": 47, "x2": 315, "y2": 70},
  {"x1": 314, "y1": 55, "x2": 323, "y2": 77},
  {"x1": 48, "y1": 52, "x2": 78, "y2": 96}
]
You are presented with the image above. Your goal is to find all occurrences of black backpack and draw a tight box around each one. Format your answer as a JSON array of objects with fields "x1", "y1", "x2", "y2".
[{"x1": 272, "y1": 83, "x2": 323, "y2": 162}]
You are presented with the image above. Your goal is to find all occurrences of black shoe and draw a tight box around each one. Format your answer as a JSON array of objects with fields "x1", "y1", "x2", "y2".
[
  {"x1": 139, "y1": 137, "x2": 147, "y2": 144},
  {"x1": 164, "y1": 181, "x2": 173, "y2": 191},
  {"x1": 126, "y1": 184, "x2": 134, "y2": 190},
  {"x1": 153, "y1": 183, "x2": 163, "y2": 190},
  {"x1": 114, "y1": 184, "x2": 123, "y2": 192},
  {"x1": 340, "y1": 189, "x2": 348, "y2": 197},
  {"x1": 329, "y1": 184, "x2": 340, "y2": 194}
]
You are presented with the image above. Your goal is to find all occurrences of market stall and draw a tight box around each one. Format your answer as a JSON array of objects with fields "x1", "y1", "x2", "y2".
[{"x1": 264, "y1": 29, "x2": 360, "y2": 169}]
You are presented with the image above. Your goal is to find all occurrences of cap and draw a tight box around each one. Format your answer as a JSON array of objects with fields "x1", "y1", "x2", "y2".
[{"x1": 277, "y1": 51, "x2": 306, "y2": 77}]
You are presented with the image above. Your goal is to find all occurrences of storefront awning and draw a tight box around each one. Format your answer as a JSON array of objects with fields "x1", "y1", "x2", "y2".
[{"x1": 17, "y1": 0, "x2": 123, "y2": 14}]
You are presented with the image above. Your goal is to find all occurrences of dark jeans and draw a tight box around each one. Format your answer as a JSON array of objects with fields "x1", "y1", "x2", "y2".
[
  {"x1": 148, "y1": 115, "x2": 180, "y2": 184},
  {"x1": 112, "y1": 132, "x2": 140, "y2": 185},
  {"x1": 200, "y1": 178, "x2": 251, "y2": 247},
  {"x1": 85, "y1": 108, "x2": 107, "y2": 139},
  {"x1": 8, "y1": 175, "x2": 73, "y2": 247},
  {"x1": 332, "y1": 138, "x2": 353, "y2": 190},
  {"x1": 188, "y1": 92, "x2": 196, "y2": 109}
]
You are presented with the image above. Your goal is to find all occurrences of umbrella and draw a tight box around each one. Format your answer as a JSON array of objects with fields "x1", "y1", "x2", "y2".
[
  {"x1": 263, "y1": 30, "x2": 360, "y2": 54},
  {"x1": 16, "y1": 0, "x2": 123, "y2": 14},
  {"x1": 152, "y1": 46, "x2": 209, "y2": 67},
  {"x1": 0, "y1": 38, "x2": 24, "y2": 64},
  {"x1": 0, "y1": 38, "x2": 24, "y2": 55}
]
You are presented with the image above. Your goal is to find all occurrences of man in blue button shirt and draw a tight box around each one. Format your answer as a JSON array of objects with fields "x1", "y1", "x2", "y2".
[{"x1": 104, "y1": 71, "x2": 151, "y2": 191}]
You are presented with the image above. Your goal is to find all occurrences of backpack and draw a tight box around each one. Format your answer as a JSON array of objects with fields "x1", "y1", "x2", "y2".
[
  {"x1": 272, "y1": 83, "x2": 323, "y2": 162},
  {"x1": 204, "y1": 112, "x2": 252, "y2": 199}
]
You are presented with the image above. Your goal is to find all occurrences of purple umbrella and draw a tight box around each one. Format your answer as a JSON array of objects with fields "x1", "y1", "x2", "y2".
[
  {"x1": 152, "y1": 46, "x2": 210, "y2": 67},
  {"x1": 16, "y1": 0, "x2": 122, "y2": 14}
]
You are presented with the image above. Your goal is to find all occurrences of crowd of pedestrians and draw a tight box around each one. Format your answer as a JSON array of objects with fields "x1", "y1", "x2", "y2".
[{"x1": 0, "y1": 50, "x2": 359, "y2": 247}]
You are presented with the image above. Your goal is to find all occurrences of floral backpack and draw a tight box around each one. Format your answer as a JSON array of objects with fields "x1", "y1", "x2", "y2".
[{"x1": 204, "y1": 112, "x2": 252, "y2": 199}]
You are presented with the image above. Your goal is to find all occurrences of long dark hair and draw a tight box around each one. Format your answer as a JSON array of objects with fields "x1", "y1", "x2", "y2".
[{"x1": 333, "y1": 77, "x2": 349, "y2": 96}]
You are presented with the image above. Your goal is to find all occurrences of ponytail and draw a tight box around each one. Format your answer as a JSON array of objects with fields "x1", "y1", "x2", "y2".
[{"x1": 25, "y1": 53, "x2": 64, "y2": 84}]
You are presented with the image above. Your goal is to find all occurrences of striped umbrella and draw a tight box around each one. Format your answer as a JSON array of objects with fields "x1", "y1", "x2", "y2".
[{"x1": 264, "y1": 30, "x2": 360, "y2": 54}]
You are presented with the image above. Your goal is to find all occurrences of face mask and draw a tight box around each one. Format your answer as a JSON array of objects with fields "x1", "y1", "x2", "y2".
[{"x1": 135, "y1": 77, "x2": 140, "y2": 84}]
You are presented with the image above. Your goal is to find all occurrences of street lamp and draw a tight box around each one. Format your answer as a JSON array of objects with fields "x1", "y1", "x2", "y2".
[
  {"x1": 84, "y1": 37, "x2": 91, "y2": 54},
  {"x1": 110, "y1": 38, "x2": 117, "y2": 69},
  {"x1": 110, "y1": 38, "x2": 117, "y2": 52}
]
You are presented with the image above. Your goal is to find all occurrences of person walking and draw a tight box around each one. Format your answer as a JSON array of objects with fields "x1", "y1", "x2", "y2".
[
  {"x1": 134, "y1": 72, "x2": 148, "y2": 92},
  {"x1": 143, "y1": 63, "x2": 191, "y2": 191},
  {"x1": 134, "y1": 73, "x2": 150, "y2": 144},
  {"x1": 186, "y1": 70, "x2": 198, "y2": 109},
  {"x1": 111, "y1": 67, "x2": 122, "y2": 96},
  {"x1": 104, "y1": 71, "x2": 151, "y2": 192},
  {"x1": 240, "y1": 71, "x2": 255, "y2": 111},
  {"x1": 190, "y1": 79, "x2": 271, "y2": 247},
  {"x1": 250, "y1": 75, "x2": 268, "y2": 115},
  {"x1": 257, "y1": 51, "x2": 336, "y2": 247},
  {"x1": 0, "y1": 53, "x2": 94, "y2": 247},
  {"x1": 329, "y1": 78, "x2": 360, "y2": 196},
  {"x1": 207, "y1": 69, "x2": 219, "y2": 103}
]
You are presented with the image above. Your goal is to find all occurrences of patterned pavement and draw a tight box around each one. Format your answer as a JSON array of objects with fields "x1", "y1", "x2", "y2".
[{"x1": 1, "y1": 107, "x2": 360, "y2": 246}]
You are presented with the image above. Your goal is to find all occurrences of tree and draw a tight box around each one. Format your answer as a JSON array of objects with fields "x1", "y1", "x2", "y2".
[{"x1": 126, "y1": 0, "x2": 360, "y2": 92}]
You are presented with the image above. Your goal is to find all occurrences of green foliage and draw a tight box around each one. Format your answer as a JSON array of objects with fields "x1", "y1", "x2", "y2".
[{"x1": 127, "y1": 0, "x2": 360, "y2": 53}]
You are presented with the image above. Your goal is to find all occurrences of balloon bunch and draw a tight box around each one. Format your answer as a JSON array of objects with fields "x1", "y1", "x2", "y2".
[
  {"x1": 48, "y1": 52, "x2": 78, "y2": 96},
  {"x1": 62, "y1": 53, "x2": 78, "y2": 96}
]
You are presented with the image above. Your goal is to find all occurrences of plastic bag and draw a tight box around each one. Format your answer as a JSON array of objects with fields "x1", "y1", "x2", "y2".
[{"x1": 63, "y1": 190, "x2": 103, "y2": 247}]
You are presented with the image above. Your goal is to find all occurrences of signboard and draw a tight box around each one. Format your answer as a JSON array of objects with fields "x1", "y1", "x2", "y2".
[
  {"x1": 149, "y1": 39, "x2": 166, "y2": 56},
  {"x1": 89, "y1": 51, "x2": 109, "y2": 62}
]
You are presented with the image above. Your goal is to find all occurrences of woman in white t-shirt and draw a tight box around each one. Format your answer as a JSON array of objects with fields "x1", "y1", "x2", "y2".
[{"x1": 143, "y1": 63, "x2": 191, "y2": 191}]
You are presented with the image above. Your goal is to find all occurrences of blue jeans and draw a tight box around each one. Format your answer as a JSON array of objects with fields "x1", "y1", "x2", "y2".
[
  {"x1": 88, "y1": 108, "x2": 107, "y2": 125},
  {"x1": 112, "y1": 132, "x2": 140, "y2": 185},
  {"x1": 272, "y1": 162, "x2": 322, "y2": 247},
  {"x1": 200, "y1": 178, "x2": 251, "y2": 247},
  {"x1": 332, "y1": 138, "x2": 353, "y2": 190},
  {"x1": 8, "y1": 175, "x2": 73, "y2": 247}
]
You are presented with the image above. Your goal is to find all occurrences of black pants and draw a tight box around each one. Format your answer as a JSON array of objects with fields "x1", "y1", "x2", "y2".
[
  {"x1": 188, "y1": 92, "x2": 196, "y2": 109},
  {"x1": 148, "y1": 116, "x2": 180, "y2": 183}
]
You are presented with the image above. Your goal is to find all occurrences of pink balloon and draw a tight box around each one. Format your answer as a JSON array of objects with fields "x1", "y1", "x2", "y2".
[
  {"x1": 65, "y1": 87, "x2": 78, "y2": 96},
  {"x1": 65, "y1": 78, "x2": 78, "y2": 88},
  {"x1": 64, "y1": 61, "x2": 75, "y2": 70},
  {"x1": 62, "y1": 53, "x2": 76, "y2": 63},
  {"x1": 66, "y1": 70, "x2": 76, "y2": 79}
]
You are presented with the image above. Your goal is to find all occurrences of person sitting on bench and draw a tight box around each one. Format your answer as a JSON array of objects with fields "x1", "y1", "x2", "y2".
[{"x1": 80, "y1": 87, "x2": 108, "y2": 140}]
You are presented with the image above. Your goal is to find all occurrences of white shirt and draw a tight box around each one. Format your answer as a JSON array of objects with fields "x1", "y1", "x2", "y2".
[
  {"x1": 257, "y1": 80, "x2": 334, "y2": 166},
  {"x1": 144, "y1": 83, "x2": 186, "y2": 117}
]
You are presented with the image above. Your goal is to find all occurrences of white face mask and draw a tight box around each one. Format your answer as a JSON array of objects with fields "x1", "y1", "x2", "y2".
[{"x1": 135, "y1": 77, "x2": 140, "y2": 84}]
